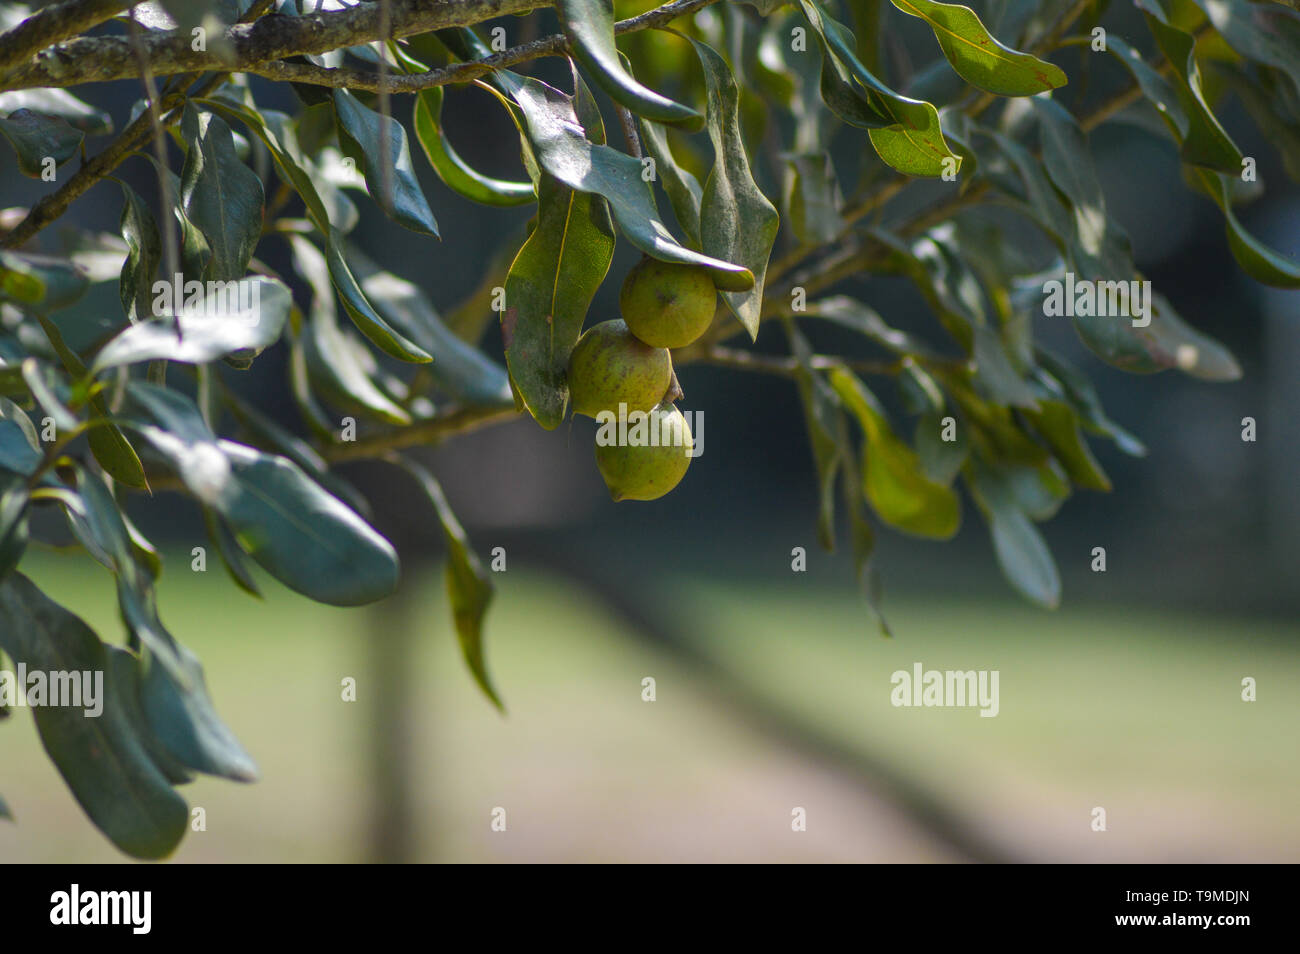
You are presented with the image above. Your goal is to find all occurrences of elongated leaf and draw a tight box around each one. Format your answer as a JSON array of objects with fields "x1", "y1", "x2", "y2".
[
  {"x1": 348, "y1": 246, "x2": 517, "y2": 409},
  {"x1": 828, "y1": 365, "x2": 961, "y2": 538},
  {"x1": 557, "y1": 0, "x2": 702, "y2": 129},
  {"x1": 783, "y1": 152, "x2": 844, "y2": 245},
  {"x1": 333, "y1": 89, "x2": 439, "y2": 236},
  {"x1": 503, "y1": 176, "x2": 615, "y2": 428},
  {"x1": 0, "y1": 109, "x2": 82, "y2": 177},
  {"x1": 397, "y1": 457, "x2": 502, "y2": 710},
  {"x1": 199, "y1": 96, "x2": 431, "y2": 363},
  {"x1": 639, "y1": 119, "x2": 704, "y2": 246},
  {"x1": 413, "y1": 86, "x2": 534, "y2": 207},
  {"x1": 1134, "y1": 0, "x2": 1242, "y2": 172},
  {"x1": 786, "y1": 322, "x2": 844, "y2": 550},
  {"x1": 0, "y1": 573, "x2": 188, "y2": 859},
  {"x1": 965, "y1": 459, "x2": 1060, "y2": 608},
  {"x1": 800, "y1": 0, "x2": 961, "y2": 177},
  {"x1": 1101, "y1": 35, "x2": 1189, "y2": 142},
  {"x1": 692, "y1": 39, "x2": 780, "y2": 338},
  {"x1": 91, "y1": 276, "x2": 291, "y2": 372},
  {"x1": 494, "y1": 71, "x2": 754, "y2": 291},
  {"x1": 1022, "y1": 399, "x2": 1110, "y2": 491},
  {"x1": 34, "y1": 314, "x2": 148, "y2": 489},
  {"x1": 890, "y1": 0, "x2": 1066, "y2": 96},
  {"x1": 0, "y1": 478, "x2": 28, "y2": 581},
  {"x1": 124, "y1": 383, "x2": 400, "y2": 607},
  {"x1": 0, "y1": 250, "x2": 89, "y2": 311},
  {"x1": 117, "y1": 179, "x2": 162, "y2": 324},
  {"x1": 180, "y1": 105, "x2": 265, "y2": 282},
  {"x1": 1191, "y1": 169, "x2": 1300, "y2": 288},
  {"x1": 1190, "y1": 0, "x2": 1300, "y2": 100},
  {"x1": 0, "y1": 89, "x2": 111, "y2": 134}
]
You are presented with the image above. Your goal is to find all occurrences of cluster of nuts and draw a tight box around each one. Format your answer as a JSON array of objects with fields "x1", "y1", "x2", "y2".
[{"x1": 567, "y1": 257, "x2": 717, "y2": 501}]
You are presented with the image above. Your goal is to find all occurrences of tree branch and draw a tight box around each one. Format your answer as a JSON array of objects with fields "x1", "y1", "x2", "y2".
[
  {"x1": 0, "y1": 0, "x2": 134, "y2": 76},
  {"x1": 2, "y1": 0, "x2": 548, "y2": 90}
]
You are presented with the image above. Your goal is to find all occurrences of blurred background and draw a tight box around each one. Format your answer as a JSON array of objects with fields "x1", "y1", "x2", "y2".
[{"x1": 1, "y1": 1, "x2": 1297, "y2": 862}]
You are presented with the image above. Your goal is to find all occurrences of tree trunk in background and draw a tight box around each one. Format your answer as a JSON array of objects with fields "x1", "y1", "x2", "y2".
[{"x1": 366, "y1": 569, "x2": 419, "y2": 863}]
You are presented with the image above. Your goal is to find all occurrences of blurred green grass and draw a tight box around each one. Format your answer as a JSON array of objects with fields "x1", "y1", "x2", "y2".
[{"x1": 1, "y1": 551, "x2": 1296, "y2": 862}]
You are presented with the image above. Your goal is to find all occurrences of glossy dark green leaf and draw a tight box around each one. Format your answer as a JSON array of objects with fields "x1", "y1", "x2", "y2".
[
  {"x1": 202, "y1": 505, "x2": 262, "y2": 597},
  {"x1": 640, "y1": 119, "x2": 704, "y2": 246},
  {"x1": 34, "y1": 314, "x2": 149, "y2": 489},
  {"x1": 0, "y1": 573, "x2": 188, "y2": 860},
  {"x1": 557, "y1": 0, "x2": 702, "y2": 129},
  {"x1": 1190, "y1": 0, "x2": 1300, "y2": 100},
  {"x1": 397, "y1": 457, "x2": 502, "y2": 710},
  {"x1": 413, "y1": 86, "x2": 534, "y2": 207},
  {"x1": 965, "y1": 458, "x2": 1060, "y2": 608},
  {"x1": 140, "y1": 639, "x2": 258, "y2": 783},
  {"x1": 179, "y1": 105, "x2": 265, "y2": 282},
  {"x1": 829, "y1": 365, "x2": 961, "y2": 539},
  {"x1": 1033, "y1": 347, "x2": 1146, "y2": 456},
  {"x1": 890, "y1": 0, "x2": 1066, "y2": 96},
  {"x1": 799, "y1": 0, "x2": 961, "y2": 177},
  {"x1": 0, "y1": 250, "x2": 89, "y2": 311},
  {"x1": 91, "y1": 276, "x2": 290, "y2": 372},
  {"x1": 116, "y1": 179, "x2": 162, "y2": 324},
  {"x1": 1100, "y1": 35, "x2": 1189, "y2": 142},
  {"x1": 692, "y1": 38, "x2": 780, "y2": 338},
  {"x1": 199, "y1": 96, "x2": 431, "y2": 363},
  {"x1": 288, "y1": 236, "x2": 410, "y2": 425},
  {"x1": 349, "y1": 246, "x2": 517, "y2": 409},
  {"x1": 125, "y1": 383, "x2": 400, "y2": 607},
  {"x1": 0, "y1": 479, "x2": 29, "y2": 580},
  {"x1": 0, "y1": 89, "x2": 112, "y2": 135},
  {"x1": 495, "y1": 71, "x2": 754, "y2": 291},
  {"x1": 783, "y1": 152, "x2": 844, "y2": 245},
  {"x1": 504, "y1": 173, "x2": 617, "y2": 429},
  {"x1": 1191, "y1": 168, "x2": 1300, "y2": 288},
  {"x1": 0, "y1": 108, "x2": 83, "y2": 177},
  {"x1": 1134, "y1": 0, "x2": 1243, "y2": 172},
  {"x1": 333, "y1": 89, "x2": 439, "y2": 237}
]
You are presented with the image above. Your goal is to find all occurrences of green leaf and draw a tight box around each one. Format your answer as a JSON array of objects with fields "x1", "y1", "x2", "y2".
[
  {"x1": 502, "y1": 176, "x2": 615, "y2": 429},
  {"x1": 0, "y1": 108, "x2": 82, "y2": 177},
  {"x1": 125, "y1": 383, "x2": 400, "y2": 607},
  {"x1": 198, "y1": 96, "x2": 431, "y2": 363},
  {"x1": 691, "y1": 38, "x2": 781, "y2": 338},
  {"x1": 915, "y1": 410, "x2": 968, "y2": 484},
  {"x1": 783, "y1": 152, "x2": 844, "y2": 245},
  {"x1": 179, "y1": 105, "x2": 265, "y2": 282},
  {"x1": 1191, "y1": 168, "x2": 1300, "y2": 288},
  {"x1": 1022, "y1": 399, "x2": 1110, "y2": 491},
  {"x1": 0, "y1": 479, "x2": 29, "y2": 581},
  {"x1": 799, "y1": 0, "x2": 962, "y2": 177},
  {"x1": 965, "y1": 459, "x2": 1060, "y2": 608},
  {"x1": 413, "y1": 86, "x2": 534, "y2": 207},
  {"x1": 202, "y1": 504, "x2": 262, "y2": 597},
  {"x1": 116, "y1": 179, "x2": 162, "y2": 324},
  {"x1": 91, "y1": 276, "x2": 291, "y2": 372},
  {"x1": 1100, "y1": 34, "x2": 1189, "y2": 142},
  {"x1": 288, "y1": 236, "x2": 411, "y2": 425},
  {"x1": 333, "y1": 89, "x2": 439, "y2": 237},
  {"x1": 0, "y1": 573, "x2": 188, "y2": 859},
  {"x1": 1033, "y1": 346, "x2": 1146, "y2": 456},
  {"x1": 140, "y1": 639, "x2": 259, "y2": 783},
  {"x1": 34, "y1": 314, "x2": 149, "y2": 489},
  {"x1": 1134, "y1": 0, "x2": 1243, "y2": 172},
  {"x1": 396, "y1": 457, "x2": 502, "y2": 710},
  {"x1": 556, "y1": 0, "x2": 702, "y2": 129},
  {"x1": 889, "y1": 0, "x2": 1067, "y2": 96},
  {"x1": 639, "y1": 118, "x2": 704, "y2": 246},
  {"x1": 494, "y1": 71, "x2": 755, "y2": 291},
  {"x1": 0, "y1": 250, "x2": 89, "y2": 311},
  {"x1": 348, "y1": 245, "x2": 517, "y2": 409},
  {"x1": 1189, "y1": 0, "x2": 1300, "y2": 101},
  {"x1": 828, "y1": 365, "x2": 961, "y2": 539},
  {"x1": 0, "y1": 89, "x2": 112, "y2": 135},
  {"x1": 786, "y1": 322, "x2": 845, "y2": 550}
]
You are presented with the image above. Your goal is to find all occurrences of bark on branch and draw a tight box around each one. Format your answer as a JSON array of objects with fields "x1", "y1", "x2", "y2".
[
  {"x1": 2, "y1": 0, "x2": 546, "y2": 90},
  {"x1": 0, "y1": 0, "x2": 134, "y2": 76}
]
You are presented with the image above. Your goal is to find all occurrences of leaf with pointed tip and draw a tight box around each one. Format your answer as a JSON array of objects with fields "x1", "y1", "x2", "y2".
[
  {"x1": 828, "y1": 365, "x2": 961, "y2": 539},
  {"x1": 557, "y1": 0, "x2": 702, "y2": 129},
  {"x1": 0, "y1": 573, "x2": 188, "y2": 859},
  {"x1": 890, "y1": 0, "x2": 1066, "y2": 96},
  {"x1": 413, "y1": 86, "x2": 534, "y2": 207},
  {"x1": 0, "y1": 89, "x2": 111, "y2": 134},
  {"x1": 494, "y1": 71, "x2": 754, "y2": 291},
  {"x1": 0, "y1": 109, "x2": 82, "y2": 177},
  {"x1": 333, "y1": 89, "x2": 439, "y2": 237},
  {"x1": 397, "y1": 457, "x2": 503, "y2": 710},
  {"x1": 965, "y1": 458, "x2": 1060, "y2": 608},
  {"x1": 1191, "y1": 168, "x2": 1300, "y2": 288},
  {"x1": 639, "y1": 119, "x2": 703, "y2": 246},
  {"x1": 783, "y1": 152, "x2": 844, "y2": 245},
  {"x1": 179, "y1": 105, "x2": 265, "y2": 282},
  {"x1": 117, "y1": 180, "x2": 161, "y2": 324},
  {"x1": 692, "y1": 38, "x2": 780, "y2": 339},
  {"x1": 92, "y1": 276, "x2": 290, "y2": 372}
]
